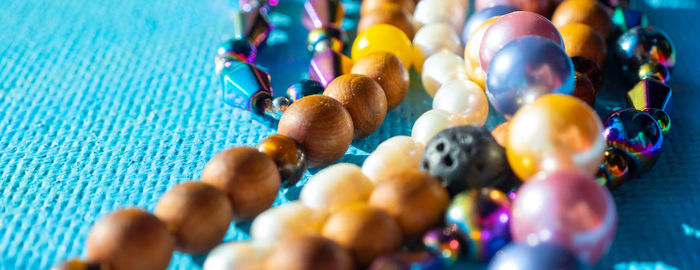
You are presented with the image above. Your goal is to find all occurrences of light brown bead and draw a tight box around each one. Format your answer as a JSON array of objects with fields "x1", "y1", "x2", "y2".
[
  {"x1": 358, "y1": 3, "x2": 416, "y2": 39},
  {"x1": 278, "y1": 95, "x2": 354, "y2": 168},
  {"x1": 552, "y1": 0, "x2": 611, "y2": 38},
  {"x1": 257, "y1": 134, "x2": 307, "y2": 187},
  {"x1": 361, "y1": 0, "x2": 416, "y2": 16},
  {"x1": 51, "y1": 259, "x2": 107, "y2": 270},
  {"x1": 573, "y1": 72, "x2": 597, "y2": 107},
  {"x1": 322, "y1": 204, "x2": 402, "y2": 267},
  {"x1": 324, "y1": 74, "x2": 387, "y2": 139},
  {"x1": 154, "y1": 182, "x2": 233, "y2": 254},
  {"x1": 265, "y1": 235, "x2": 354, "y2": 270},
  {"x1": 491, "y1": 122, "x2": 510, "y2": 147},
  {"x1": 559, "y1": 23, "x2": 607, "y2": 67},
  {"x1": 368, "y1": 170, "x2": 449, "y2": 236},
  {"x1": 201, "y1": 147, "x2": 281, "y2": 221},
  {"x1": 86, "y1": 209, "x2": 174, "y2": 270},
  {"x1": 351, "y1": 52, "x2": 409, "y2": 110}
]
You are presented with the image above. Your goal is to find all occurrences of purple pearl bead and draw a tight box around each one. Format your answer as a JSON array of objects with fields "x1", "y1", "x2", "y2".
[{"x1": 462, "y1": 5, "x2": 520, "y2": 44}]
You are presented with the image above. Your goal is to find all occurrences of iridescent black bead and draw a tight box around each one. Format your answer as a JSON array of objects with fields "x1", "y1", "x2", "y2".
[
  {"x1": 286, "y1": 80, "x2": 325, "y2": 102},
  {"x1": 603, "y1": 108, "x2": 663, "y2": 175},
  {"x1": 220, "y1": 61, "x2": 272, "y2": 114},
  {"x1": 596, "y1": 147, "x2": 631, "y2": 189}
]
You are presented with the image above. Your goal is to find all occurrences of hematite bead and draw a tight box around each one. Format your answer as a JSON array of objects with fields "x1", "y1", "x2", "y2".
[
  {"x1": 626, "y1": 78, "x2": 672, "y2": 113},
  {"x1": 571, "y1": 56, "x2": 603, "y2": 93},
  {"x1": 215, "y1": 39, "x2": 257, "y2": 75},
  {"x1": 422, "y1": 227, "x2": 466, "y2": 265},
  {"x1": 233, "y1": 8, "x2": 273, "y2": 49},
  {"x1": 257, "y1": 134, "x2": 307, "y2": 187},
  {"x1": 420, "y1": 125, "x2": 519, "y2": 196},
  {"x1": 611, "y1": 6, "x2": 647, "y2": 34},
  {"x1": 645, "y1": 108, "x2": 671, "y2": 136},
  {"x1": 309, "y1": 50, "x2": 353, "y2": 87},
  {"x1": 596, "y1": 147, "x2": 631, "y2": 189},
  {"x1": 638, "y1": 60, "x2": 670, "y2": 83},
  {"x1": 616, "y1": 26, "x2": 676, "y2": 78},
  {"x1": 220, "y1": 61, "x2": 272, "y2": 114},
  {"x1": 286, "y1": 80, "x2": 325, "y2": 102},
  {"x1": 603, "y1": 108, "x2": 663, "y2": 174},
  {"x1": 307, "y1": 26, "x2": 347, "y2": 55},
  {"x1": 302, "y1": 0, "x2": 344, "y2": 30}
]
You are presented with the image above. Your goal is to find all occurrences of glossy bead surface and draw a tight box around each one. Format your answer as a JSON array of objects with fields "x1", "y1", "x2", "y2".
[
  {"x1": 465, "y1": 17, "x2": 499, "y2": 89},
  {"x1": 603, "y1": 108, "x2": 663, "y2": 174},
  {"x1": 411, "y1": 109, "x2": 466, "y2": 145},
  {"x1": 491, "y1": 121, "x2": 510, "y2": 147},
  {"x1": 51, "y1": 259, "x2": 106, "y2": 270},
  {"x1": 278, "y1": 95, "x2": 354, "y2": 168},
  {"x1": 86, "y1": 209, "x2": 175, "y2": 270},
  {"x1": 611, "y1": 6, "x2": 647, "y2": 34},
  {"x1": 552, "y1": 0, "x2": 611, "y2": 38},
  {"x1": 463, "y1": 5, "x2": 519, "y2": 44},
  {"x1": 203, "y1": 242, "x2": 271, "y2": 270},
  {"x1": 488, "y1": 243, "x2": 592, "y2": 270},
  {"x1": 560, "y1": 23, "x2": 607, "y2": 67},
  {"x1": 507, "y1": 94, "x2": 605, "y2": 180},
  {"x1": 302, "y1": 0, "x2": 344, "y2": 30},
  {"x1": 475, "y1": 0, "x2": 554, "y2": 17},
  {"x1": 362, "y1": 136, "x2": 424, "y2": 183},
  {"x1": 421, "y1": 51, "x2": 468, "y2": 96},
  {"x1": 219, "y1": 61, "x2": 272, "y2": 114},
  {"x1": 626, "y1": 78, "x2": 672, "y2": 112},
  {"x1": 154, "y1": 182, "x2": 233, "y2": 254},
  {"x1": 352, "y1": 24, "x2": 413, "y2": 69},
  {"x1": 573, "y1": 72, "x2": 597, "y2": 107},
  {"x1": 511, "y1": 170, "x2": 617, "y2": 264},
  {"x1": 201, "y1": 146, "x2": 281, "y2": 221},
  {"x1": 265, "y1": 235, "x2": 354, "y2": 270},
  {"x1": 215, "y1": 39, "x2": 257, "y2": 75},
  {"x1": 646, "y1": 108, "x2": 671, "y2": 136},
  {"x1": 597, "y1": 147, "x2": 631, "y2": 189},
  {"x1": 638, "y1": 60, "x2": 671, "y2": 83},
  {"x1": 446, "y1": 188, "x2": 512, "y2": 262},
  {"x1": 412, "y1": 22, "x2": 462, "y2": 72},
  {"x1": 422, "y1": 227, "x2": 466, "y2": 265},
  {"x1": 358, "y1": 3, "x2": 416, "y2": 39},
  {"x1": 309, "y1": 50, "x2": 353, "y2": 87},
  {"x1": 433, "y1": 80, "x2": 489, "y2": 126},
  {"x1": 479, "y1": 11, "x2": 562, "y2": 71},
  {"x1": 286, "y1": 79, "x2": 325, "y2": 102},
  {"x1": 257, "y1": 134, "x2": 307, "y2": 187},
  {"x1": 616, "y1": 26, "x2": 676, "y2": 75},
  {"x1": 413, "y1": 0, "x2": 468, "y2": 32},
  {"x1": 300, "y1": 163, "x2": 374, "y2": 212},
  {"x1": 369, "y1": 170, "x2": 449, "y2": 235},
  {"x1": 572, "y1": 56, "x2": 603, "y2": 92},
  {"x1": 250, "y1": 202, "x2": 327, "y2": 244},
  {"x1": 351, "y1": 52, "x2": 410, "y2": 110},
  {"x1": 368, "y1": 251, "x2": 446, "y2": 270},
  {"x1": 234, "y1": 8, "x2": 273, "y2": 48},
  {"x1": 486, "y1": 36, "x2": 575, "y2": 116},
  {"x1": 324, "y1": 74, "x2": 388, "y2": 139},
  {"x1": 322, "y1": 204, "x2": 403, "y2": 267},
  {"x1": 307, "y1": 27, "x2": 346, "y2": 55}
]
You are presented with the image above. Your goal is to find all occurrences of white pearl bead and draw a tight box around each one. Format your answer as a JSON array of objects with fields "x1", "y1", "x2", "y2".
[
  {"x1": 414, "y1": 0, "x2": 468, "y2": 33},
  {"x1": 432, "y1": 79, "x2": 489, "y2": 126},
  {"x1": 250, "y1": 202, "x2": 328, "y2": 245},
  {"x1": 300, "y1": 163, "x2": 374, "y2": 212},
  {"x1": 411, "y1": 109, "x2": 465, "y2": 145},
  {"x1": 421, "y1": 51, "x2": 468, "y2": 97},
  {"x1": 412, "y1": 22, "x2": 463, "y2": 72},
  {"x1": 362, "y1": 136, "x2": 424, "y2": 183},
  {"x1": 203, "y1": 242, "x2": 271, "y2": 270}
]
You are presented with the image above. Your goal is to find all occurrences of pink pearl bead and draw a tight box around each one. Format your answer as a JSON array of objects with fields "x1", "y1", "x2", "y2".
[
  {"x1": 479, "y1": 11, "x2": 562, "y2": 71},
  {"x1": 510, "y1": 170, "x2": 617, "y2": 264}
]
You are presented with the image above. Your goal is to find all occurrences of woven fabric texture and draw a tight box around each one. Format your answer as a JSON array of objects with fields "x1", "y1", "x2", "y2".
[{"x1": 0, "y1": 0, "x2": 699, "y2": 269}]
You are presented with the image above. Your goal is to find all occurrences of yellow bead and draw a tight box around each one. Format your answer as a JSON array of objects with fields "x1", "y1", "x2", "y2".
[
  {"x1": 506, "y1": 94, "x2": 605, "y2": 180},
  {"x1": 352, "y1": 24, "x2": 413, "y2": 70},
  {"x1": 464, "y1": 16, "x2": 499, "y2": 89}
]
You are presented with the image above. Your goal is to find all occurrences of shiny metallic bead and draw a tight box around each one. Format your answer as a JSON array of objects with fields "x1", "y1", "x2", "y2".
[
  {"x1": 611, "y1": 6, "x2": 647, "y2": 34},
  {"x1": 596, "y1": 147, "x2": 631, "y2": 189},
  {"x1": 422, "y1": 227, "x2": 466, "y2": 265},
  {"x1": 638, "y1": 60, "x2": 670, "y2": 83},
  {"x1": 239, "y1": 0, "x2": 278, "y2": 13},
  {"x1": 220, "y1": 61, "x2": 272, "y2": 114},
  {"x1": 271, "y1": 96, "x2": 292, "y2": 114},
  {"x1": 307, "y1": 27, "x2": 346, "y2": 55},
  {"x1": 233, "y1": 8, "x2": 273, "y2": 48},
  {"x1": 309, "y1": 50, "x2": 353, "y2": 87},
  {"x1": 571, "y1": 56, "x2": 603, "y2": 93},
  {"x1": 215, "y1": 39, "x2": 257, "y2": 75},
  {"x1": 302, "y1": 0, "x2": 344, "y2": 30},
  {"x1": 286, "y1": 80, "x2": 325, "y2": 102},
  {"x1": 257, "y1": 134, "x2": 307, "y2": 187},
  {"x1": 645, "y1": 108, "x2": 671, "y2": 137},
  {"x1": 626, "y1": 78, "x2": 672, "y2": 112},
  {"x1": 616, "y1": 26, "x2": 676, "y2": 78},
  {"x1": 603, "y1": 108, "x2": 663, "y2": 174}
]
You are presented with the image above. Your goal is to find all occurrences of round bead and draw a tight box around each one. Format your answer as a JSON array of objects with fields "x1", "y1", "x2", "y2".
[
  {"x1": 362, "y1": 136, "x2": 425, "y2": 183},
  {"x1": 511, "y1": 170, "x2": 617, "y2": 264},
  {"x1": 552, "y1": 0, "x2": 611, "y2": 38},
  {"x1": 300, "y1": 163, "x2": 375, "y2": 212},
  {"x1": 571, "y1": 56, "x2": 603, "y2": 92},
  {"x1": 463, "y1": 5, "x2": 520, "y2": 43},
  {"x1": 597, "y1": 147, "x2": 631, "y2": 189},
  {"x1": 51, "y1": 259, "x2": 106, "y2": 270},
  {"x1": 475, "y1": 0, "x2": 554, "y2": 17},
  {"x1": 479, "y1": 11, "x2": 563, "y2": 71},
  {"x1": 488, "y1": 243, "x2": 592, "y2": 270},
  {"x1": 559, "y1": 23, "x2": 607, "y2": 67},
  {"x1": 265, "y1": 235, "x2": 354, "y2": 270},
  {"x1": 603, "y1": 108, "x2": 663, "y2": 174},
  {"x1": 413, "y1": 0, "x2": 468, "y2": 32},
  {"x1": 638, "y1": 60, "x2": 671, "y2": 83},
  {"x1": 322, "y1": 204, "x2": 403, "y2": 267},
  {"x1": 433, "y1": 80, "x2": 489, "y2": 126},
  {"x1": 445, "y1": 188, "x2": 512, "y2": 262},
  {"x1": 421, "y1": 51, "x2": 468, "y2": 96},
  {"x1": 646, "y1": 108, "x2": 671, "y2": 136},
  {"x1": 491, "y1": 121, "x2": 510, "y2": 147},
  {"x1": 464, "y1": 16, "x2": 499, "y2": 89},
  {"x1": 412, "y1": 22, "x2": 462, "y2": 72},
  {"x1": 486, "y1": 36, "x2": 575, "y2": 116},
  {"x1": 369, "y1": 170, "x2": 449, "y2": 235},
  {"x1": 361, "y1": 0, "x2": 416, "y2": 15},
  {"x1": 201, "y1": 147, "x2": 280, "y2": 221},
  {"x1": 616, "y1": 26, "x2": 676, "y2": 76},
  {"x1": 203, "y1": 242, "x2": 272, "y2": 270},
  {"x1": 507, "y1": 94, "x2": 605, "y2": 180},
  {"x1": 86, "y1": 209, "x2": 175, "y2": 270},
  {"x1": 351, "y1": 52, "x2": 410, "y2": 110},
  {"x1": 286, "y1": 79, "x2": 325, "y2": 102},
  {"x1": 257, "y1": 134, "x2": 307, "y2": 187},
  {"x1": 324, "y1": 74, "x2": 388, "y2": 139},
  {"x1": 215, "y1": 38, "x2": 257, "y2": 72},
  {"x1": 421, "y1": 126, "x2": 519, "y2": 196},
  {"x1": 154, "y1": 182, "x2": 233, "y2": 254},
  {"x1": 411, "y1": 109, "x2": 466, "y2": 145},
  {"x1": 352, "y1": 24, "x2": 413, "y2": 69},
  {"x1": 422, "y1": 227, "x2": 467, "y2": 265},
  {"x1": 573, "y1": 72, "x2": 597, "y2": 107},
  {"x1": 278, "y1": 95, "x2": 354, "y2": 168},
  {"x1": 358, "y1": 3, "x2": 416, "y2": 39},
  {"x1": 368, "y1": 251, "x2": 446, "y2": 270},
  {"x1": 307, "y1": 27, "x2": 346, "y2": 55},
  {"x1": 250, "y1": 202, "x2": 328, "y2": 244}
]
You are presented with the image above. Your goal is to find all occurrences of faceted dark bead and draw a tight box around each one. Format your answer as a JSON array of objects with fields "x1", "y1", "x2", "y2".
[
  {"x1": 611, "y1": 6, "x2": 647, "y2": 34},
  {"x1": 301, "y1": 0, "x2": 344, "y2": 30},
  {"x1": 596, "y1": 147, "x2": 631, "y2": 189},
  {"x1": 626, "y1": 78, "x2": 672, "y2": 112},
  {"x1": 233, "y1": 8, "x2": 273, "y2": 49},
  {"x1": 571, "y1": 56, "x2": 603, "y2": 93},
  {"x1": 603, "y1": 108, "x2": 663, "y2": 174},
  {"x1": 220, "y1": 61, "x2": 272, "y2": 114},
  {"x1": 308, "y1": 50, "x2": 353, "y2": 87}
]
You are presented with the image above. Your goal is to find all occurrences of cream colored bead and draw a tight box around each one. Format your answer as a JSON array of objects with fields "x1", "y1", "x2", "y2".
[
  {"x1": 414, "y1": 0, "x2": 468, "y2": 33},
  {"x1": 203, "y1": 242, "x2": 272, "y2": 270},
  {"x1": 250, "y1": 202, "x2": 328, "y2": 245},
  {"x1": 432, "y1": 79, "x2": 489, "y2": 126},
  {"x1": 361, "y1": 136, "x2": 424, "y2": 184},
  {"x1": 300, "y1": 163, "x2": 374, "y2": 212},
  {"x1": 411, "y1": 109, "x2": 466, "y2": 145},
  {"x1": 421, "y1": 51, "x2": 469, "y2": 97},
  {"x1": 412, "y1": 22, "x2": 463, "y2": 73}
]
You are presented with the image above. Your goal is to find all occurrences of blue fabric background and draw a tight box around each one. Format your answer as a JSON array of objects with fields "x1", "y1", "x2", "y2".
[{"x1": 1, "y1": 0, "x2": 699, "y2": 269}]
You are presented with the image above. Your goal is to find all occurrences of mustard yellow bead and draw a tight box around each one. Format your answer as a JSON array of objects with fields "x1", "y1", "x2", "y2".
[{"x1": 352, "y1": 24, "x2": 413, "y2": 70}]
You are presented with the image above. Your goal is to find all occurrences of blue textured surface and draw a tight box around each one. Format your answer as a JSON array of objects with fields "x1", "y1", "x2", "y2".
[{"x1": 0, "y1": 0, "x2": 699, "y2": 269}]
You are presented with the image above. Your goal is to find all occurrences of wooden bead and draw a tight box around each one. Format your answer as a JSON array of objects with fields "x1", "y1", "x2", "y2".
[
  {"x1": 322, "y1": 204, "x2": 402, "y2": 267},
  {"x1": 324, "y1": 74, "x2": 387, "y2": 139},
  {"x1": 559, "y1": 23, "x2": 607, "y2": 67},
  {"x1": 552, "y1": 0, "x2": 611, "y2": 38},
  {"x1": 201, "y1": 146, "x2": 281, "y2": 221},
  {"x1": 358, "y1": 3, "x2": 416, "y2": 39},
  {"x1": 51, "y1": 259, "x2": 106, "y2": 270},
  {"x1": 154, "y1": 182, "x2": 233, "y2": 254},
  {"x1": 86, "y1": 209, "x2": 174, "y2": 270},
  {"x1": 351, "y1": 52, "x2": 409, "y2": 110},
  {"x1": 491, "y1": 122, "x2": 510, "y2": 147},
  {"x1": 573, "y1": 72, "x2": 597, "y2": 107},
  {"x1": 257, "y1": 134, "x2": 307, "y2": 187},
  {"x1": 368, "y1": 170, "x2": 449, "y2": 236},
  {"x1": 265, "y1": 235, "x2": 355, "y2": 270},
  {"x1": 278, "y1": 95, "x2": 354, "y2": 167},
  {"x1": 361, "y1": 0, "x2": 415, "y2": 16}
]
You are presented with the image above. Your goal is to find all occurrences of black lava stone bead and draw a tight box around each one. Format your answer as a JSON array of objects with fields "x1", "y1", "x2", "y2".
[{"x1": 420, "y1": 125, "x2": 519, "y2": 196}]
